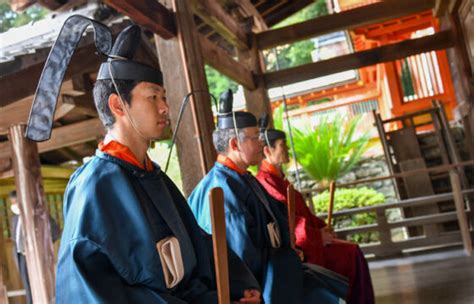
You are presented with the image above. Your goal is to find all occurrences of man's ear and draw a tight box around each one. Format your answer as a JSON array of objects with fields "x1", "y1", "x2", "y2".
[
  {"x1": 229, "y1": 136, "x2": 239, "y2": 151},
  {"x1": 263, "y1": 145, "x2": 271, "y2": 157},
  {"x1": 108, "y1": 93, "x2": 126, "y2": 118}
]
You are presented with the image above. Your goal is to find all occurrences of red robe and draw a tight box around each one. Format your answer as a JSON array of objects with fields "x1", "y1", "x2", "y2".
[{"x1": 256, "y1": 160, "x2": 374, "y2": 304}]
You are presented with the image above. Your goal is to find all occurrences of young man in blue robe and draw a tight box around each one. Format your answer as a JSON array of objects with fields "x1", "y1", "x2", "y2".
[
  {"x1": 188, "y1": 90, "x2": 349, "y2": 304},
  {"x1": 27, "y1": 16, "x2": 261, "y2": 303}
]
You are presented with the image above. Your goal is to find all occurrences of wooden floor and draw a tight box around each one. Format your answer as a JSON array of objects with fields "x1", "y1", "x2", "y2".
[{"x1": 369, "y1": 248, "x2": 474, "y2": 304}]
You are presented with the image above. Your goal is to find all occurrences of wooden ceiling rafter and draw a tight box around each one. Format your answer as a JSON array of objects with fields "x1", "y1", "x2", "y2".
[
  {"x1": 255, "y1": 0, "x2": 436, "y2": 50},
  {"x1": 102, "y1": 0, "x2": 176, "y2": 39},
  {"x1": 190, "y1": 0, "x2": 249, "y2": 50},
  {"x1": 199, "y1": 35, "x2": 256, "y2": 90}
]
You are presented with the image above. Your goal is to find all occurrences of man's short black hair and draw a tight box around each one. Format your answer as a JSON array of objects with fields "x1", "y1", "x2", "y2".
[
  {"x1": 265, "y1": 137, "x2": 279, "y2": 149},
  {"x1": 93, "y1": 79, "x2": 140, "y2": 128},
  {"x1": 9, "y1": 190, "x2": 16, "y2": 198}
]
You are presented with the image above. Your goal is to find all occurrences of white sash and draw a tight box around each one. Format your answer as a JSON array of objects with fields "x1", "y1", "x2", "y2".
[
  {"x1": 156, "y1": 236, "x2": 185, "y2": 289},
  {"x1": 267, "y1": 222, "x2": 281, "y2": 248}
]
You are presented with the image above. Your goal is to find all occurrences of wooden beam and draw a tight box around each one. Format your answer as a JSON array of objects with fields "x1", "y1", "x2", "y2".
[
  {"x1": 37, "y1": 118, "x2": 104, "y2": 154},
  {"x1": 155, "y1": 0, "x2": 217, "y2": 196},
  {"x1": 103, "y1": 0, "x2": 176, "y2": 39},
  {"x1": 264, "y1": 0, "x2": 313, "y2": 28},
  {"x1": 9, "y1": 124, "x2": 55, "y2": 304},
  {"x1": 264, "y1": 30, "x2": 455, "y2": 88},
  {"x1": 0, "y1": 158, "x2": 11, "y2": 173},
  {"x1": 190, "y1": 0, "x2": 249, "y2": 50},
  {"x1": 0, "y1": 118, "x2": 104, "y2": 159},
  {"x1": 62, "y1": 93, "x2": 98, "y2": 117},
  {"x1": 0, "y1": 94, "x2": 77, "y2": 131},
  {"x1": 228, "y1": 0, "x2": 268, "y2": 32},
  {"x1": 200, "y1": 36, "x2": 256, "y2": 90},
  {"x1": 0, "y1": 144, "x2": 10, "y2": 162},
  {"x1": 256, "y1": 0, "x2": 435, "y2": 50},
  {"x1": 0, "y1": 44, "x2": 104, "y2": 107}
]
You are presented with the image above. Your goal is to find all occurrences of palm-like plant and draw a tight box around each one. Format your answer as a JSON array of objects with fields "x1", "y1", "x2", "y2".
[{"x1": 291, "y1": 114, "x2": 370, "y2": 188}]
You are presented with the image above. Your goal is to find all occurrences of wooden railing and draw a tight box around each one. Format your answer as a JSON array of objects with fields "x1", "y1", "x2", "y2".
[
  {"x1": 324, "y1": 189, "x2": 473, "y2": 257},
  {"x1": 301, "y1": 161, "x2": 474, "y2": 257}
]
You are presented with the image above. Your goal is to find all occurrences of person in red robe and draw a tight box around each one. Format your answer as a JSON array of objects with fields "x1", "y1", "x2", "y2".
[{"x1": 255, "y1": 125, "x2": 375, "y2": 304}]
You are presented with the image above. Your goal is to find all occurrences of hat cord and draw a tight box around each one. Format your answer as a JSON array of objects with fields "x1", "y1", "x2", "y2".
[{"x1": 107, "y1": 60, "x2": 153, "y2": 164}]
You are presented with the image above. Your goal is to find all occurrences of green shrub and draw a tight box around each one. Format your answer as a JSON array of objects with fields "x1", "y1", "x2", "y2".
[{"x1": 313, "y1": 187, "x2": 385, "y2": 243}]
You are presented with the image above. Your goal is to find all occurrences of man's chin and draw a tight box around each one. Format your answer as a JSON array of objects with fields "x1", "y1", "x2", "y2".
[
  {"x1": 248, "y1": 159, "x2": 260, "y2": 167},
  {"x1": 152, "y1": 126, "x2": 169, "y2": 140}
]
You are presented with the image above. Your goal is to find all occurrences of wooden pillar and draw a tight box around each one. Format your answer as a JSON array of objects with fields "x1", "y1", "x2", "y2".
[
  {"x1": 8, "y1": 125, "x2": 55, "y2": 304},
  {"x1": 237, "y1": 34, "x2": 272, "y2": 121},
  {"x1": 156, "y1": 0, "x2": 216, "y2": 195}
]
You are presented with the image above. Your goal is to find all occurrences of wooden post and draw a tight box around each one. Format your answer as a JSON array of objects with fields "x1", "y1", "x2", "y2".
[
  {"x1": 237, "y1": 33, "x2": 272, "y2": 121},
  {"x1": 287, "y1": 185, "x2": 296, "y2": 249},
  {"x1": 449, "y1": 170, "x2": 473, "y2": 256},
  {"x1": 209, "y1": 187, "x2": 230, "y2": 304},
  {"x1": 8, "y1": 124, "x2": 55, "y2": 303},
  {"x1": 375, "y1": 208, "x2": 395, "y2": 257},
  {"x1": 155, "y1": 0, "x2": 217, "y2": 195},
  {"x1": 327, "y1": 181, "x2": 336, "y2": 230},
  {"x1": 434, "y1": 100, "x2": 470, "y2": 189}
]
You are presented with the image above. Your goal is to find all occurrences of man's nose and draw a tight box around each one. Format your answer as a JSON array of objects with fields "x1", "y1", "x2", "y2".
[{"x1": 159, "y1": 100, "x2": 169, "y2": 115}]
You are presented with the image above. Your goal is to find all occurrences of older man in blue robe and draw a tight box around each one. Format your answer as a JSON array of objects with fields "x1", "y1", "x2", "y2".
[{"x1": 189, "y1": 90, "x2": 348, "y2": 304}]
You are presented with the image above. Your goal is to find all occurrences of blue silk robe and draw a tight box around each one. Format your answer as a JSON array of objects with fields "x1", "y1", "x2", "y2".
[
  {"x1": 56, "y1": 151, "x2": 259, "y2": 303},
  {"x1": 189, "y1": 162, "x2": 348, "y2": 304}
]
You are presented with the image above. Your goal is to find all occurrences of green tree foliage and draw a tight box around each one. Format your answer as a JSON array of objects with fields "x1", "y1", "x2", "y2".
[
  {"x1": 0, "y1": 1, "x2": 49, "y2": 33},
  {"x1": 205, "y1": 65, "x2": 238, "y2": 103},
  {"x1": 291, "y1": 114, "x2": 370, "y2": 187},
  {"x1": 265, "y1": 0, "x2": 329, "y2": 71}
]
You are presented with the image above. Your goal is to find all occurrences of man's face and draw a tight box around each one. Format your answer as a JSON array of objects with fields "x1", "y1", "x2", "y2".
[
  {"x1": 127, "y1": 82, "x2": 169, "y2": 140},
  {"x1": 268, "y1": 138, "x2": 290, "y2": 165},
  {"x1": 236, "y1": 127, "x2": 264, "y2": 167}
]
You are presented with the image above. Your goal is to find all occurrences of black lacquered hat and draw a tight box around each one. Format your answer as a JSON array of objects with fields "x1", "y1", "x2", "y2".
[
  {"x1": 258, "y1": 113, "x2": 286, "y2": 146},
  {"x1": 26, "y1": 15, "x2": 163, "y2": 142},
  {"x1": 216, "y1": 89, "x2": 257, "y2": 129}
]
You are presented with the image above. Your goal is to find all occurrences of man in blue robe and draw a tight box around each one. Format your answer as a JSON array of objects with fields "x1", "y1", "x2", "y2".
[
  {"x1": 189, "y1": 90, "x2": 349, "y2": 304},
  {"x1": 29, "y1": 16, "x2": 261, "y2": 303}
]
